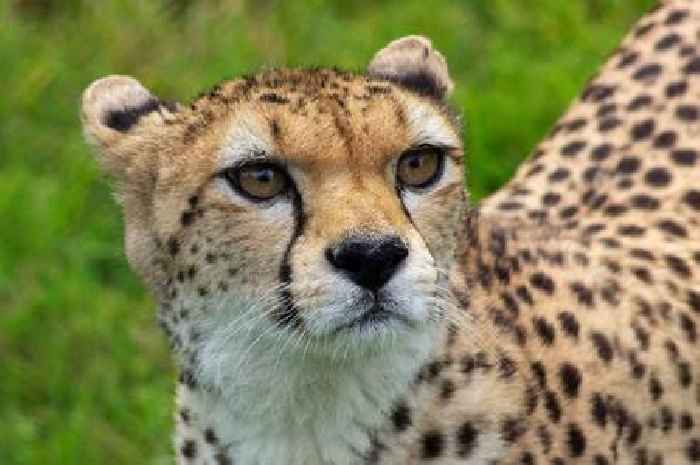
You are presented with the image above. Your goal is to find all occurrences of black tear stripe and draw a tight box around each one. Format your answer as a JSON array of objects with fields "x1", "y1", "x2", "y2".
[
  {"x1": 275, "y1": 187, "x2": 306, "y2": 329},
  {"x1": 396, "y1": 186, "x2": 415, "y2": 226},
  {"x1": 104, "y1": 98, "x2": 175, "y2": 132}
]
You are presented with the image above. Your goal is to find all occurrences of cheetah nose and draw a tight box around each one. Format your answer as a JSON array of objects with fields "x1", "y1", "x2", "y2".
[{"x1": 325, "y1": 233, "x2": 409, "y2": 291}]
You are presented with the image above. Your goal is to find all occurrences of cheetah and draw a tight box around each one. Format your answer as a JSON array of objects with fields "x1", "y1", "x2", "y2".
[{"x1": 81, "y1": 2, "x2": 700, "y2": 464}]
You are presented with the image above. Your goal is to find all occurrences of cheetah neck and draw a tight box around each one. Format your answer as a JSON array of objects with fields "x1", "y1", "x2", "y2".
[{"x1": 174, "y1": 302, "x2": 444, "y2": 465}]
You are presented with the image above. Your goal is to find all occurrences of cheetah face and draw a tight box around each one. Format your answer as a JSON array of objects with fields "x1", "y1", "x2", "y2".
[
  {"x1": 206, "y1": 104, "x2": 464, "y2": 345},
  {"x1": 81, "y1": 37, "x2": 464, "y2": 364}
]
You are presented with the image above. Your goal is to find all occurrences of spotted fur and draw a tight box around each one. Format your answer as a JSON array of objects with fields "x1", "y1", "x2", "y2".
[{"x1": 82, "y1": 3, "x2": 700, "y2": 464}]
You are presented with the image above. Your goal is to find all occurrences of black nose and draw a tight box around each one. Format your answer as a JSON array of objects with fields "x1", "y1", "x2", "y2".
[{"x1": 325, "y1": 233, "x2": 409, "y2": 291}]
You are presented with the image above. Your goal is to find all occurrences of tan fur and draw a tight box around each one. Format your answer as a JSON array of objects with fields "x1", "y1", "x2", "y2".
[{"x1": 83, "y1": 3, "x2": 700, "y2": 463}]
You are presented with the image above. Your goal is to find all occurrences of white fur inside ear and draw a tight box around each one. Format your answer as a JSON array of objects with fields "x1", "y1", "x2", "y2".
[
  {"x1": 81, "y1": 75, "x2": 160, "y2": 137},
  {"x1": 368, "y1": 35, "x2": 454, "y2": 100}
]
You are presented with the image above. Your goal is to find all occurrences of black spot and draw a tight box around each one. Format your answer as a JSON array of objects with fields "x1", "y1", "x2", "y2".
[
  {"x1": 679, "y1": 362, "x2": 693, "y2": 388},
  {"x1": 548, "y1": 167, "x2": 570, "y2": 182},
  {"x1": 665, "y1": 9, "x2": 689, "y2": 25},
  {"x1": 538, "y1": 425, "x2": 552, "y2": 454},
  {"x1": 587, "y1": 85, "x2": 616, "y2": 102},
  {"x1": 440, "y1": 379, "x2": 456, "y2": 400},
  {"x1": 628, "y1": 420, "x2": 642, "y2": 444},
  {"x1": 391, "y1": 401, "x2": 412, "y2": 432},
  {"x1": 566, "y1": 117, "x2": 588, "y2": 131},
  {"x1": 631, "y1": 119, "x2": 655, "y2": 140},
  {"x1": 594, "y1": 455, "x2": 610, "y2": 465},
  {"x1": 533, "y1": 317, "x2": 556, "y2": 345},
  {"x1": 591, "y1": 393, "x2": 607, "y2": 427},
  {"x1": 204, "y1": 428, "x2": 218, "y2": 444},
  {"x1": 558, "y1": 312, "x2": 579, "y2": 340},
  {"x1": 561, "y1": 141, "x2": 587, "y2": 157},
  {"x1": 618, "y1": 225, "x2": 645, "y2": 237},
  {"x1": 499, "y1": 201, "x2": 524, "y2": 211},
  {"x1": 631, "y1": 194, "x2": 660, "y2": 210},
  {"x1": 259, "y1": 93, "x2": 289, "y2": 104},
  {"x1": 655, "y1": 33, "x2": 681, "y2": 51},
  {"x1": 635, "y1": 22, "x2": 655, "y2": 37},
  {"x1": 671, "y1": 149, "x2": 698, "y2": 166},
  {"x1": 570, "y1": 282, "x2": 594, "y2": 307},
  {"x1": 653, "y1": 130, "x2": 677, "y2": 148},
  {"x1": 559, "y1": 363, "x2": 582, "y2": 398},
  {"x1": 684, "y1": 57, "x2": 700, "y2": 74},
  {"x1": 680, "y1": 313, "x2": 697, "y2": 343},
  {"x1": 544, "y1": 390, "x2": 562, "y2": 423},
  {"x1": 542, "y1": 192, "x2": 562, "y2": 206},
  {"x1": 649, "y1": 376, "x2": 664, "y2": 401},
  {"x1": 168, "y1": 238, "x2": 180, "y2": 256},
  {"x1": 657, "y1": 219, "x2": 688, "y2": 237},
  {"x1": 530, "y1": 272, "x2": 555, "y2": 294},
  {"x1": 666, "y1": 255, "x2": 692, "y2": 278},
  {"x1": 628, "y1": 95, "x2": 653, "y2": 111},
  {"x1": 597, "y1": 103, "x2": 617, "y2": 118},
  {"x1": 181, "y1": 211, "x2": 195, "y2": 226},
  {"x1": 499, "y1": 356, "x2": 517, "y2": 379},
  {"x1": 561, "y1": 206, "x2": 578, "y2": 219},
  {"x1": 618, "y1": 51, "x2": 639, "y2": 68},
  {"x1": 590, "y1": 332, "x2": 614, "y2": 363},
  {"x1": 644, "y1": 167, "x2": 671, "y2": 187},
  {"x1": 457, "y1": 422, "x2": 479, "y2": 457},
  {"x1": 591, "y1": 143, "x2": 613, "y2": 161},
  {"x1": 689, "y1": 438, "x2": 700, "y2": 462},
  {"x1": 104, "y1": 97, "x2": 162, "y2": 132},
  {"x1": 501, "y1": 417, "x2": 526, "y2": 443},
  {"x1": 583, "y1": 165, "x2": 600, "y2": 182},
  {"x1": 517, "y1": 285, "x2": 535, "y2": 305},
  {"x1": 681, "y1": 46, "x2": 696, "y2": 57},
  {"x1": 666, "y1": 80, "x2": 688, "y2": 98},
  {"x1": 616, "y1": 156, "x2": 641, "y2": 174},
  {"x1": 531, "y1": 361, "x2": 548, "y2": 388},
  {"x1": 598, "y1": 117, "x2": 622, "y2": 132},
  {"x1": 677, "y1": 105, "x2": 699, "y2": 121},
  {"x1": 181, "y1": 439, "x2": 197, "y2": 459},
  {"x1": 268, "y1": 118, "x2": 282, "y2": 139},
  {"x1": 632, "y1": 267, "x2": 653, "y2": 284},
  {"x1": 604, "y1": 203, "x2": 628, "y2": 217},
  {"x1": 521, "y1": 452, "x2": 535, "y2": 465},
  {"x1": 680, "y1": 412, "x2": 695, "y2": 431},
  {"x1": 421, "y1": 431, "x2": 445, "y2": 459},
  {"x1": 567, "y1": 424, "x2": 586, "y2": 457},
  {"x1": 633, "y1": 63, "x2": 662, "y2": 81}
]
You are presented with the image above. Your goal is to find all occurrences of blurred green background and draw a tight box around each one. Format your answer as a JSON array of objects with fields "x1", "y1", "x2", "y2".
[{"x1": 1, "y1": 0, "x2": 654, "y2": 463}]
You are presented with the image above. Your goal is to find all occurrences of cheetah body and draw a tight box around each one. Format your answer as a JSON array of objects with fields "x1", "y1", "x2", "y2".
[{"x1": 82, "y1": 2, "x2": 700, "y2": 464}]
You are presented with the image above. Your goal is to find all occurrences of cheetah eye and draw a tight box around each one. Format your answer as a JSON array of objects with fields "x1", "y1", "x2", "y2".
[
  {"x1": 397, "y1": 147, "x2": 445, "y2": 189},
  {"x1": 224, "y1": 163, "x2": 289, "y2": 201}
]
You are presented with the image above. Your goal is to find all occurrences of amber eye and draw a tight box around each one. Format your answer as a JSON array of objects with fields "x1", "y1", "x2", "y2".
[
  {"x1": 225, "y1": 163, "x2": 289, "y2": 201},
  {"x1": 397, "y1": 148, "x2": 444, "y2": 189}
]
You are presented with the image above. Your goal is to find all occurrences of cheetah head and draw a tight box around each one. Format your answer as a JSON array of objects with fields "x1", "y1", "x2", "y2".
[{"x1": 82, "y1": 37, "x2": 465, "y2": 391}]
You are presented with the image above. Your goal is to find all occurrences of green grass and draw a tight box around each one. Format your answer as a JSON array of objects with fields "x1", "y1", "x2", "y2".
[{"x1": 1, "y1": 1, "x2": 654, "y2": 463}]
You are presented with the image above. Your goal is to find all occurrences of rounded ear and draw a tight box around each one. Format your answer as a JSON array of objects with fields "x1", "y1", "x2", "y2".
[
  {"x1": 81, "y1": 75, "x2": 178, "y2": 181},
  {"x1": 367, "y1": 35, "x2": 454, "y2": 100}
]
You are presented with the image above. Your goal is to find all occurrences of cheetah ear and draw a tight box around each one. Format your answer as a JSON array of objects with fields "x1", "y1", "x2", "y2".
[
  {"x1": 81, "y1": 75, "x2": 179, "y2": 181},
  {"x1": 368, "y1": 35, "x2": 454, "y2": 100}
]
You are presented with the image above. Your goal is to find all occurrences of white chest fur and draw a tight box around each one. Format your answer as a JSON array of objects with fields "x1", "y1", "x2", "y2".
[
  {"x1": 177, "y1": 322, "x2": 437, "y2": 465},
  {"x1": 177, "y1": 322, "x2": 440, "y2": 465}
]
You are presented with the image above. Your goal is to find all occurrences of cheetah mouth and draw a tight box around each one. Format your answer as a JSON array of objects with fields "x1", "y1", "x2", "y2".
[{"x1": 332, "y1": 300, "x2": 416, "y2": 335}]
